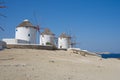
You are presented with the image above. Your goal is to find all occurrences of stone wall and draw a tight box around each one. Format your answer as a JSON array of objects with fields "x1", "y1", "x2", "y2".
[{"x1": 6, "y1": 44, "x2": 57, "y2": 50}]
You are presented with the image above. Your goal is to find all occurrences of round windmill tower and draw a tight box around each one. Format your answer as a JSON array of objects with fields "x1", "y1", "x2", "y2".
[
  {"x1": 40, "y1": 28, "x2": 55, "y2": 46},
  {"x1": 15, "y1": 19, "x2": 38, "y2": 44},
  {"x1": 58, "y1": 33, "x2": 71, "y2": 49}
]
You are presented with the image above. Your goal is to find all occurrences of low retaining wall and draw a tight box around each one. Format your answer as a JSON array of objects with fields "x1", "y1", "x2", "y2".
[
  {"x1": 0, "y1": 41, "x2": 6, "y2": 50},
  {"x1": 7, "y1": 44, "x2": 57, "y2": 50}
]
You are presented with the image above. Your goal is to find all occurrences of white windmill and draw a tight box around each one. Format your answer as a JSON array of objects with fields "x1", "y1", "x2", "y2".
[
  {"x1": 58, "y1": 33, "x2": 71, "y2": 49},
  {"x1": 40, "y1": 28, "x2": 55, "y2": 46},
  {"x1": 15, "y1": 19, "x2": 38, "y2": 44}
]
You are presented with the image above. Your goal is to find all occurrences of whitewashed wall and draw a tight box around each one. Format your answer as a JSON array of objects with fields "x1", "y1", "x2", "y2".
[
  {"x1": 58, "y1": 38, "x2": 69, "y2": 49},
  {"x1": 15, "y1": 27, "x2": 37, "y2": 44},
  {"x1": 3, "y1": 39, "x2": 29, "y2": 44},
  {"x1": 40, "y1": 35, "x2": 54, "y2": 45}
]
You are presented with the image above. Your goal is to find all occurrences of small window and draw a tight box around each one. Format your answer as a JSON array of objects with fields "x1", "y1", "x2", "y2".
[
  {"x1": 16, "y1": 29, "x2": 18, "y2": 31},
  {"x1": 28, "y1": 34, "x2": 30, "y2": 37}
]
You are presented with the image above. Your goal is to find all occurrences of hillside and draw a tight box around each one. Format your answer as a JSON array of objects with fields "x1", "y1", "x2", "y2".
[{"x1": 0, "y1": 49, "x2": 120, "y2": 80}]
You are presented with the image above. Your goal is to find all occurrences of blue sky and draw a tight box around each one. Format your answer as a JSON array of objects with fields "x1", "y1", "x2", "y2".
[{"x1": 0, "y1": 0, "x2": 120, "y2": 52}]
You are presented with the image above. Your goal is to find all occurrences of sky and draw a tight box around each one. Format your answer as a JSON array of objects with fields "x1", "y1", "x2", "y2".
[{"x1": 0, "y1": 0, "x2": 120, "y2": 53}]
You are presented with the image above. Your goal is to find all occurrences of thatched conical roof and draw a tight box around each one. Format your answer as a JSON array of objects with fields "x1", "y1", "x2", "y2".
[
  {"x1": 41, "y1": 28, "x2": 54, "y2": 35},
  {"x1": 16, "y1": 19, "x2": 36, "y2": 28},
  {"x1": 59, "y1": 33, "x2": 70, "y2": 38}
]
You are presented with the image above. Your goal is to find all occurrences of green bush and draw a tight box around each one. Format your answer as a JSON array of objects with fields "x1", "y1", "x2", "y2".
[{"x1": 46, "y1": 42, "x2": 52, "y2": 45}]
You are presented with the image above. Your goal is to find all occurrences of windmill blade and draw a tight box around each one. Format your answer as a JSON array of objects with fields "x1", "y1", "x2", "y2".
[
  {"x1": 0, "y1": 26, "x2": 4, "y2": 31},
  {"x1": 36, "y1": 24, "x2": 45, "y2": 33},
  {"x1": 33, "y1": 11, "x2": 45, "y2": 36},
  {"x1": 70, "y1": 34, "x2": 79, "y2": 48},
  {"x1": 0, "y1": 6, "x2": 6, "y2": 8},
  {"x1": 33, "y1": 12, "x2": 42, "y2": 33},
  {"x1": 36, "y1": 25, "x2": 40, "y2": 33},
  {"x1": 36, "y1": 25, "x2": 44, "y2": 33},
  {"x1": 0, "y1": 13, "x2": 6, "y2": 17},
  {"x1": 0, "y1": 2, "x2": 7, "y2": 17}
]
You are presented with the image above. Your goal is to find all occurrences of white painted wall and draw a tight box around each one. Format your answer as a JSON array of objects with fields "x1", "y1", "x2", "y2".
[
  {"x1": 58, "y1": 38, "x2": 69, "y2": 49},
  {"x1": 15, "y1": 27, "x2": 37, "y2": 44},
  {"x1": 40, "y1": 35, "x2": 54, "y2": 46},
  {"x1": 3, "y1": 39, "x2": 29, "y2": 44}
]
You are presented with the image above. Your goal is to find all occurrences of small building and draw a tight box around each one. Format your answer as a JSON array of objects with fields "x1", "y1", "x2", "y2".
[
  {"x1": 58, "y1": 33, "x2": 71, "y2": 49},
  {"x1": 15, "y1": 19, "x2": 37, "y2": 44},
  {"x1": 3, "y1": 39, "x2": 29, "y2": 44},
  {"x1": 40, "y1": 28, "x2": 55, "y2": 46}
]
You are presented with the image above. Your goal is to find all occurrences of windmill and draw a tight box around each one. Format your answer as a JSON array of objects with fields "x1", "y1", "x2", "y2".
[
  {"x1": 67, "y1": 30, "x2": 80, "y2": 48},
  {"x1": 70, "y1": 35, "x2": 77, "y2": 48},
  {"x1": 33, "y1": 12, "x2": 45, "y2": 44}
]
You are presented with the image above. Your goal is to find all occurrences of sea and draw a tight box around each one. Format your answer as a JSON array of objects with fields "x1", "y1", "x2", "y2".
[{"x1": 100, "y1": 53, "x2": 120, "y2": 59}]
